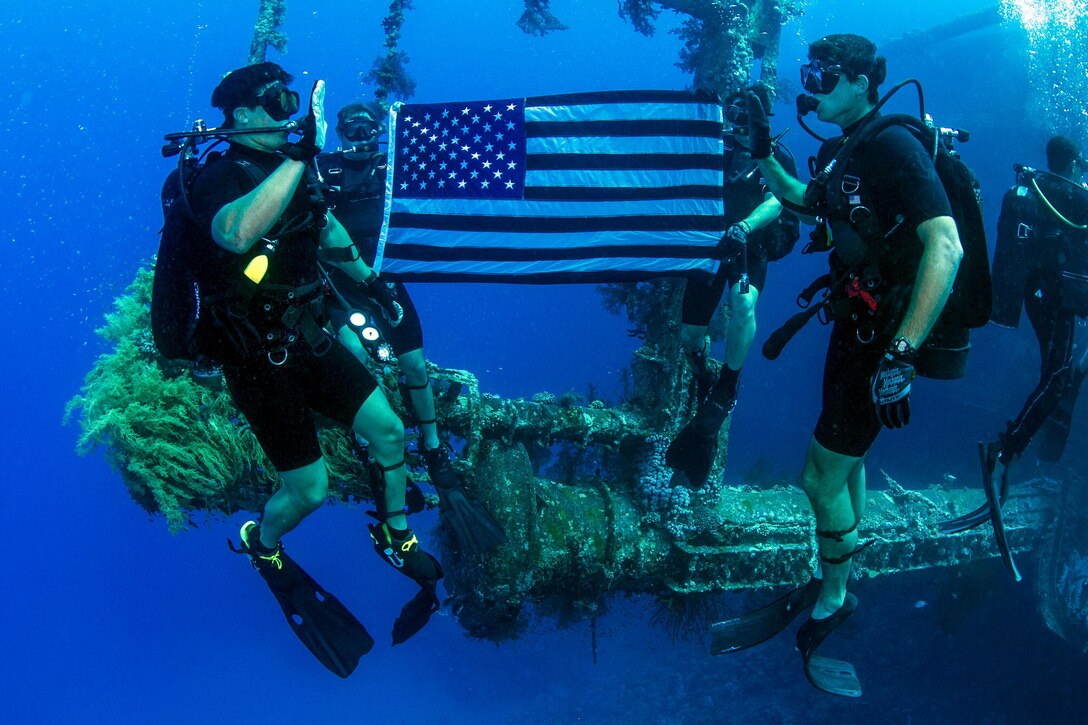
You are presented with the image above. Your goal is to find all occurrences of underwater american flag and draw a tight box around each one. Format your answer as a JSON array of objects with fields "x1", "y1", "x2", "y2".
[{"x1": 374, "y1": 90, "x2": 726, "y2": 282}]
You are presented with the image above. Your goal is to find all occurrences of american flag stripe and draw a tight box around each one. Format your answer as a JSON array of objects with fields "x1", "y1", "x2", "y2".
[
  {"x1": 523, "y1": 185, "x2": 721, "y2": 202},
  {"x1": 387, "y1": 212, "x2": 723, "y2": 235},
  {"x1": 376, "y1": 89, "x2": 725, "y2": 282},
  {"x1": 524, "y1": 168, "x2": 718, "y2": 190},
  {"x1": 387, "y1": 197, "x2": 722, "y2": 221},
  {"x1": 384, "y1": 230, "x2": 714, "y2": 255},
  {"x1": 525, "y1": 135, "x2": 719, "y2": 154},
  {"x1": 378, "y1": 258, "x2": 715, "y2": 284},
  {"x1": 524, "y1": 120, "x2": 722, "y2": 137},
  {"x1": 382, "y1": 240, "x2": 718, "y2": 262},
  {"x1": 526, "y1": 153, "x2": 721, "y2": 171}
]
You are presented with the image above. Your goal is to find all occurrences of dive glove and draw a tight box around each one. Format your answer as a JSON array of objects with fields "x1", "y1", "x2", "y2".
[
  {"x1": 281, "y1": 80, "x2": 327, "y2": 162},
  {"x1": 716, "y1": 221, "x2": 750, "y2": 261},
  {"x1": 362, "y1": 271, "x2": 404, "y2": 326},
  {"x1": 870, "y1": 340, "x2": 916, "y2": 429},
  {"x1": 745, "y1": 91, "x2": 772, "y2": 160}
]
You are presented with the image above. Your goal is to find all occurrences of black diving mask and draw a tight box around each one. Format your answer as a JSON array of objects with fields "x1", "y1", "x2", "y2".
[
  {"x1": 255, "y1": 82, "x2": 300, "y2": 122},
  {"x1": 800, "y1": 61, "x2": 843, "y2": 95},
  {"x1": 724, "y1": 99, "x2": 749, "y2": 137},
  {"x1": 341, "y1": 116, "x2": 381, "y2": 145}
]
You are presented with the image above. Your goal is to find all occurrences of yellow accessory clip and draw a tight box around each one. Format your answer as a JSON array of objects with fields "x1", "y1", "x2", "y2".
[{"x1": 243, "y1": 254, "x2": 269, "y2": 283}]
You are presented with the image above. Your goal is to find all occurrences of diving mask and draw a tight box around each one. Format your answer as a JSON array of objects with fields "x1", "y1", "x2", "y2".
[
  {"x1": 341, "y1": 115, "x2": 381, "y2": 145},
  {"x1": 724, "y1": 99, "x2": 749, "y2": 137},
  {"x1": 255, "y1": 82, "x2": 300, "y2": 122},
  {"x1": 800, "y1": 61, "x2": 843, "y2": 95}
]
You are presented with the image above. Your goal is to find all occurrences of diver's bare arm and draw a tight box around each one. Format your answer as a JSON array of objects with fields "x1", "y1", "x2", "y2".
[
  {"x1": 755, "y1": 155, "x2": 807, "y2": 208},
  {"x1": 211, "y1": 159, "x2": 307, "y2": 253},
  {"x1": 319, "y1": 212, "x2": 375, "y2": 282},
  {"x1": 742, "y1": 194, "x2": 783, "y2": 232},
  {"x1": 893, "y1": 215, "x2": 963, "y2": 348}
]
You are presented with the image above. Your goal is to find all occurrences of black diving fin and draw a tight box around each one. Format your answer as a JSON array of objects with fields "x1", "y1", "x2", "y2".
[
  {"x1": 424, "y1": 446, "x2": 508, "y2": 555},
  {"x1": 710, "y1": 578, "x2": 820, "y2": 655},
  {"x1": 939, "y1": 500, "x2": 991, "y2": 534},
  {"x1": 230, "y1": 523, "x2": 374, "y2": 678},
  {"x1": 665, "y1": 420, "x2": 718, "y2": 489},
  {"x1": 391, "y1": 585, "x2": 441, "y2": 645},
  {"x1": 796, "y1": 593, "x2": 861, "y2": 697},
  {"x1": 980, "y1": 441, "x2": 1021, "y2": 582},
  {"x1": 368, "y1": 521, "x2": 445, "y2": 645},
  {"x1": 665, "y1": 396, "x2": 734, "y2": 489}
]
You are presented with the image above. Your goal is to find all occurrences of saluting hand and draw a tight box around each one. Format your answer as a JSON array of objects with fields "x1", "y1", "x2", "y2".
[
  {"x1": 745, "y1": 91, "x2": 772, "y2": 160},
  {"x1": 282, "y1": 80, "x2": 327, "y2": 161}
]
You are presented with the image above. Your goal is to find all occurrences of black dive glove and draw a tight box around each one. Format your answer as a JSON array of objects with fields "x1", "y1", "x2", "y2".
[
  {"x1": 281, "y1": 80, "x2": 327, "y2": 162},
  {"x1": 745, "y1": 91, "x2": 772, "y2": 160},
  {"x1": 362, "y1": 271, "x2": 404, "y2": 326},
  {"x1": 715, "y1": 221, "x2": 750, "y2": 261},
  {"x1": 870, "y1": 339, "x2": 917, "y2": 429}
]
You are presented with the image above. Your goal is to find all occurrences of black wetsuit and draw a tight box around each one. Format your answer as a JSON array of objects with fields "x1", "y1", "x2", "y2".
[
  {"x1": 991, "y1": 172, "x2": 1088, "y2": 461},
  {"x1": 316, "y1": 150, "x2": 425, "y2": 354},
  {"x1": 811, "y1": 120, "x2": 953, "y2": 456},
  {"x1": 681, "y1": 142, "x2": 799, "y2": 325},
  {"x1": 189, "y1": 143, "x2": 379, "y2": 471}
]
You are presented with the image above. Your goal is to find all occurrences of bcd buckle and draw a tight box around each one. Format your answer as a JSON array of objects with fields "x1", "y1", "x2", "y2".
[{"x1": 845, "y1": 277, "x2": 879, "y2": 312}]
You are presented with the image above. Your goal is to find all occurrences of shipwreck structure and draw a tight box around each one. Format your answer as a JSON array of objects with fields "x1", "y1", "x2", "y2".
[{"x1": 68, "y1": 1, "x2": 1087, "y2": 650}]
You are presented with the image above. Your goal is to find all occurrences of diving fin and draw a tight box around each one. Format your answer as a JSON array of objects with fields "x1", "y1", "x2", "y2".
[
  {"x1": 939, "y1": 501, "x2": 991, "y2": 534},
  {"x1": 710, "y1": 578, "x2": 820, "y2": 655},
  {"x1": 665, "y1": 421, "x2": 718, "y2": 489},
  {"x1": 980, "y1": 441, "x2": 1021, "y2": 582},
  {"x1": 796, "y1": 593, "x2": 861, "y2": 697},
  {"x1": 424, "y1": 446, "x2": 508, "y2": 555},
  {"x1": 230, "y1": 523, "x2": 374, "y2": 678},
  {"x1": 392, "y1": 585, "x2": 441, "y2": 645},
  {"x1": 368, "y1": 521, "x2": 445, "y2": 645},
  {"x1": 666, "y1": 395, "x2": 733, "y2": 489}
]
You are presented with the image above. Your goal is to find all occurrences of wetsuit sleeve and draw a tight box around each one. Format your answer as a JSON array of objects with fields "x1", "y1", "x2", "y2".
[
  {"x1": 865, "y1": 126, "x2": 952, "y2": 228},
  {"x1": 991, "y1": 187, "x2": 1030, "y2": 328}
]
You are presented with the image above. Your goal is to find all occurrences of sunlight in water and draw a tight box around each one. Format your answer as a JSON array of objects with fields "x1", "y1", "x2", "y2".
[{"x1": 1002, "y1": 0, "x2": 1088, "y2": 131}]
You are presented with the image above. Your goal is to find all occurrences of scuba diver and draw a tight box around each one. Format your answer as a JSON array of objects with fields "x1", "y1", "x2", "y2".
[
  {"x1": 942, "y1": 135, "x2": 1088, "y2": 577},
  {"x1": 708, "y1": 35, "x2": 980, "y2": 697},
  {"x1": 165, "y1": 63, "x2": 443, "y2": 676},
  {"x1": 665, "y1": 84, "x2": 800, "y2": 490},
  {"x1": 314, "y1": 103, "x2": 507, "y2": 556}
]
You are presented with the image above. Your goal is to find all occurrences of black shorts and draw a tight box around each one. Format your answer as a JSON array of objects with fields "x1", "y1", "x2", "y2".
[
  {"x1": 681, "y1": 255, "x2": 768, "y2": 327},
  {"x1": 223, "y1": 342, "x2": 379, "y2": 471},
  {"x1": 812, "y1": 321, "x2": 886, "y2": 457}
]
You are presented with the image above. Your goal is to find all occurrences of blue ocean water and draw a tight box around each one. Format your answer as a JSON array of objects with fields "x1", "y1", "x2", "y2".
[{"x1": 4, "y1": 0, "x2": 1087, "y2": 722}]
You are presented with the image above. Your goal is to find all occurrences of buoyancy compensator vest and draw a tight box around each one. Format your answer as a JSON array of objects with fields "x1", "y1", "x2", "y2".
[
  {"x1": 992, "y1": 166, "x2": 1088, "y2": 324},
  {"x1": 764, "y1": 84, "x2": 992, "y2": 381},
  {"x1": 152, "y1": 147, "x2": 334, "y2": 365},
  {"x1": 152, "y1": 153, "x2": 265, "y2": 361}
]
